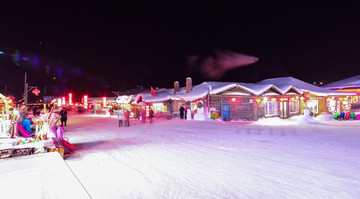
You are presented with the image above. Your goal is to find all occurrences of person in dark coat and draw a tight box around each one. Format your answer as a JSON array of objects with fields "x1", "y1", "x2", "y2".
[
  {"x1": 60, "y1": 107, "x2": 68, "y2": 126},
  {"x1": 179, "y1": 106, "x2": 185, "y2": 119},
  {"x1": 150, "y1": 109, "x2": 154, "y2": 123}
]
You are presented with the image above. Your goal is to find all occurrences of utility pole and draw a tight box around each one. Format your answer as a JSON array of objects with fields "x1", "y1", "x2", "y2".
[
  {"x1": 24, "y1": 72, "x2": 28, "y2": 108},
  {"x1": 24, "y1": 72, "x2": 37, "y2": 108}
]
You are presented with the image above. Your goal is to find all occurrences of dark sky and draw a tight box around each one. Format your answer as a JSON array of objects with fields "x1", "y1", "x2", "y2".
[{"x1": 1, "y1": 2, "x2": 360, "y2": 101}]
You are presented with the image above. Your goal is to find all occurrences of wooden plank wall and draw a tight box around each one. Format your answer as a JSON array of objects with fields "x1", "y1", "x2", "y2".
[{"x1": 210, "y1": 95, "x2": 256, "y2": 121}]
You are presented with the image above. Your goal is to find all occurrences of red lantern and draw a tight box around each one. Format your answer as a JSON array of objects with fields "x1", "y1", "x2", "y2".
[
  {"x1": 231, "y1": 97, "x2": 237, "y2": 103},
  {"x1": 32, "y1": 89, "x2": 40, "y2": 96}
]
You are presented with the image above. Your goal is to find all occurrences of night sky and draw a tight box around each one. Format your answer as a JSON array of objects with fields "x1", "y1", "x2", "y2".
[{"x1": 1, "y1": 2, "x2": 360, "y2": 102}]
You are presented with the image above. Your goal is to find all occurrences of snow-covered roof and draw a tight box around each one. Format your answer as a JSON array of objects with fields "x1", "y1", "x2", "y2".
[
  {"x1": 322, "y1": 75, "x2": 360, "y2": 89},
  {"x1": 259, "y1": 77, "x2": 355, "y2": 96},
  {"x1": 138, "y1": 81, "x2": 283, "y2": 103},
  {"x1": 237, "y1": 83, "x2": 282, "y2": 96},
  {"x1": 262, "y1": 92, "x2": 280, "y2": 96},
  {"x1": 218, "y1": 92, "x2": 252, "y2": 96},
  {"x1": 88, "y1": 97, "x2": 116, "y2": 102},
  {"x1": 137, "y1": 76, "x2": 357, "y2": 104}
]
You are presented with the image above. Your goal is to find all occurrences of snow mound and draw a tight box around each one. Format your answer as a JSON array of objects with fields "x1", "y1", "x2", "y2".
[
  {"x1": 296, "y1": 115, "x2": 321, "y2": 125},
  {"x1": 253, "y1": 117, "x2": 299, "y2": 126},
  {"x1": 314, "y1": 114, "x2": 334, "y2": 121},
  {"x1": 253, "y1": 115, "x2": 328, "y2": 126}
]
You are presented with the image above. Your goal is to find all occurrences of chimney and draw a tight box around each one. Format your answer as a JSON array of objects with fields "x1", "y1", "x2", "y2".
[
  {"x1": 174, "y1": 81, "x2": 180, "y2": 94},
  {"x1": 186, "y1": 77, "x2": 192, "y2": 93}
]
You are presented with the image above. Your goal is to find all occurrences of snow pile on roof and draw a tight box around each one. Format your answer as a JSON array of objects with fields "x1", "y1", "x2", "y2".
[
  {"x1": 237, "y1": 83, "x2": 280, "y2": 95},
  {"x1": 139, "y1": 81, "x2": 281, "y2": 102},
  {"x1": 259, "y1": 77, "x2": 354, "y2": 96},
  {"x1": 322, "y1": 75, "x2": 360, "y2": 89},
  {"x1": 138, "y1": 76, "x2": 357, "y2": 103}
]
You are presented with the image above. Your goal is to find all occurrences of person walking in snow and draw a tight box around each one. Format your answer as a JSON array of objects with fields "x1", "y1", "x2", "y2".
[
  {"x1": 124, "y1": 109, "x2": 130, "y2": 127},
  {"x1": 179, "y1": 106, "x2": 185, "y2": 119},
  {"x1": 60, "y1": 107, "x2": 68, "y2": 126},
  {"x1": 150, "y1": 109, "x2": 154, "y2": 123},
  {"x1": 141, "y1": 109, "x2": 146, "y2": 123},
  {"x1": 117, "y1": 109, "x2": 124, "y2": 127}
]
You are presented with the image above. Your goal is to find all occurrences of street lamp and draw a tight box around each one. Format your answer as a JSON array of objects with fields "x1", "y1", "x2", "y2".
[
  {"x1": 207, "y1": 85, "x2": 212, "y2": 111},
  {"x1": 24, "y1": 72, "x2": 38, "y2": 108}
]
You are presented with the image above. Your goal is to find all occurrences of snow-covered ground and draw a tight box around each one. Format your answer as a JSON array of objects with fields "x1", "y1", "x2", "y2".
[{"x1": 60, "y1": 113, "x2": 360, "y2": 198}]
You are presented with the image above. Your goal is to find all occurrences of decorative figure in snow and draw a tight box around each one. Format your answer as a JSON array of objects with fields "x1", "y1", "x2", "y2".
[
  {"x1": 298, "y1": 107, "x2": 318, "y2": 124},
  {"x1": 194, "y1": 101, "x2": 205, "y2": 121},
  {"x1": 187, "y1": 110, "x2": 192, "y2": 120}
]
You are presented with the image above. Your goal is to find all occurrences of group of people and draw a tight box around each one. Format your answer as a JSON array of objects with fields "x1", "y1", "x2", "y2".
[
  {"x1": 117, "y1": 108, "x2": 155, "y2": 127},
  {"x1": 179, "y1": 105, "x2": 189, "y2": 119},
  {"x1": 117, "y1": 108, "x2": 131, "y2": 127}
]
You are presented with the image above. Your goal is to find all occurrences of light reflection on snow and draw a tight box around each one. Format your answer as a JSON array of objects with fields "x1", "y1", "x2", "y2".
[{"x1": 61, "y1": 113, "x2": 360, "y2": 198}]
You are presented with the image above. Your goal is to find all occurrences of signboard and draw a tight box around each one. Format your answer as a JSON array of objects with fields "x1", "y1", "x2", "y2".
[
  {"x1": 43, "y1": 96, "x2": 54, "y2": 103},
  {"x1": 116, "y1": 95, "x2": 133, "y2": 104},
  {"x1": 222, "y1": 104, "x2": 230, "y2": 121}
]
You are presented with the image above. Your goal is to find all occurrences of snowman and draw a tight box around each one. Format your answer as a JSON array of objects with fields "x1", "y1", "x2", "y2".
[{"x1": 194, "y1": 101, "x2": 205, "y2": 121}]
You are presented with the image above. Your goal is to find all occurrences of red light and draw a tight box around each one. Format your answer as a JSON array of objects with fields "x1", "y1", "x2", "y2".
[
  {"x1": 69, "y1": 93, "x2": 73, "y2": 105},
  {"x1": 103, "y1": 97, "x2": 107, "y2": 107},
  {"x1": 84, "y1": 95, "x2": 88, "y2": 109},
  {"x1": 32, "y1": 89, "x2": 40, "y2": 96}
]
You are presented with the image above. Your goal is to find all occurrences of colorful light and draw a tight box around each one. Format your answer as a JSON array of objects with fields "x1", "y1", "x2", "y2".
[
  {"x1": 69, "y1": 93, "x2": 73, "y2": 105},
  {"x1": 255, "y1": 98, "x2": 261, "y2": 104},
  {"x1": 326, "y1": 98, "x2": 332, "y2": 102},
  {"x1": 57, "y1": 98, "x2": 62, "y2": 107},
  {"x1": 32, "y1": 89, "x2": 40, "y2": 96},
  {"x1": 146, "y1": 105, "x2": 150, "y2": 118},
  {"x1": 0, "y1": 51, "x2": 5, "y2": 54},
  {"x1": 290, "y1": 97, "x2": 295, "y2": 101},
  {"x1": 84, "y1": 95, "x2": 88, "y2": 109},
  {"x1": 231, "y1": 97, "x2": 237, "y2": 102},
  {"x1": 62, "y1": 97, "x2": 65, "y2": 106},
  {"x1": 351, "y1": 96, "x2": 358, "y2": 103},
  {"x1": 103, "y1": 97, "x2": 107, "y2": 107},
  {"x1": 271, "y1": 98, "x2": 277, "y2": 102},
  {"x1": 300, "y1": 96, "x2": 305, "y2": 101}
]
